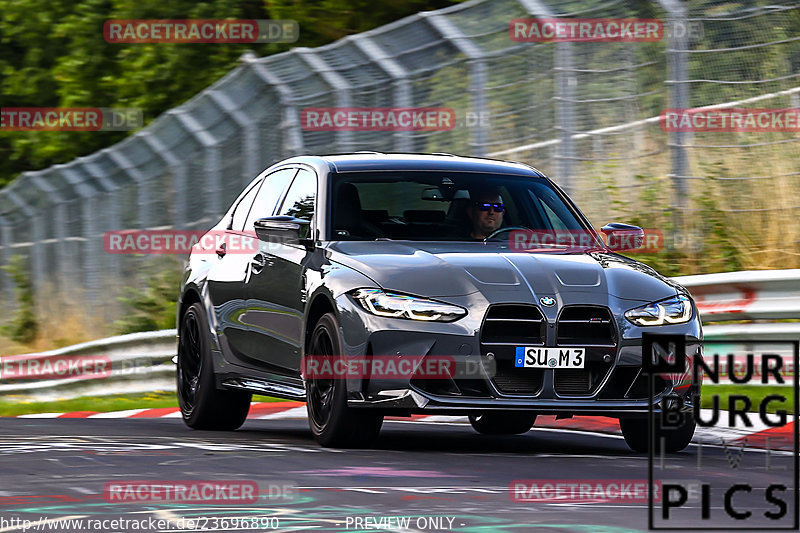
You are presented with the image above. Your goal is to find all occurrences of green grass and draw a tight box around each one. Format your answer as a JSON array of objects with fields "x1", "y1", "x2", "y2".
[
  {"x1": 0, "y1": 391, "x2": 289, "y2": 417},
  {"x1": 701, "y1": 385, "x2": 794, "y2": 414}
]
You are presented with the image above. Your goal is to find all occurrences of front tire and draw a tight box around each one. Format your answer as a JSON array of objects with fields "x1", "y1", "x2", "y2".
[
  {"x1": 306, "y1": 313, "x2": 383, "y2": 447},
  {"x1": 620, "y1": 415, "x2": 696, "y2": 453},
  {"x1": 468, "y1": 411, "x2": 537, "y2": 435},
  {"x1": 177, "y1": 302, "x2": 251, "y2": 430}
]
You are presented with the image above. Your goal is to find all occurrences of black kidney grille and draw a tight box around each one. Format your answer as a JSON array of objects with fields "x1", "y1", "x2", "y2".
[
  {"x1": 481, "y1": 305, "x2": 545, "y2": 395},
  {"x1": 557, "y1": 306, "x2": 615, "y2": 346},
  {"x1": 481, "y1": 304, "x2": 545, "y2": 347},
  {"x1": 554, "y1": 307, "x2": 617, "y2": 396}
]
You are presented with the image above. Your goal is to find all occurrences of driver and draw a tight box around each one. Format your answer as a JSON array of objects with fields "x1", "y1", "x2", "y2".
[{"x1": 465, "y1": 187, "x2": 505, "y2": 240}]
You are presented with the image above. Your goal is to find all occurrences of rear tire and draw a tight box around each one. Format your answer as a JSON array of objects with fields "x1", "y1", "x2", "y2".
[
  {"x1": 620, "y1": 415, "x2": 695, "y2": 453},
  {"x1": 306, "y1": 313, "x2": 383, "y2": 447},
  {"x1": 468, "y1": 411, "x2": 537, "y2": 435},
  {"x1": 177, "y1": 302, "x2": 251, "y2": 430}
]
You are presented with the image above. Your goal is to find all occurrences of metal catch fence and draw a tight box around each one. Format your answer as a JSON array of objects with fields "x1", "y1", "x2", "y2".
[{"x1": 0, "y1": 0, "x2": 798, "y2": 322}]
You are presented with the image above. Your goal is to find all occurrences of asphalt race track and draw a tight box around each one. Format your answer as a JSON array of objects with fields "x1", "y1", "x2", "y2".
[{"x1": 0, "y1": 416, "x2": 795, "y2": 532}]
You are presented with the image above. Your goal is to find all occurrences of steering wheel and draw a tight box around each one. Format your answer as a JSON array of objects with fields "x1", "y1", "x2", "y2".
[{"x1": 483, "y1": 225, "x2": 530, "y2": 243}]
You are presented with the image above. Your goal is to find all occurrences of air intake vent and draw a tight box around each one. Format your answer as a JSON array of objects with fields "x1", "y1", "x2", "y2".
[
  {"x1": 554, "y1": 370, "x2": 592, "y2": 395},
  {"x1": 481, "y1": 305, "x2": 545, "y2": 395}
]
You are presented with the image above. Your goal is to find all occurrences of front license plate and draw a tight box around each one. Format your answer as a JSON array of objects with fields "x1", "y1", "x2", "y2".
[{"x1": 514, "y1": 347, "x2": 586, "y2": 368}]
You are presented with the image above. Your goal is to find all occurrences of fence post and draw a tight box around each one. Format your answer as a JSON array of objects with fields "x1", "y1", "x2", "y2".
[
  {"x1": 658, "y1": 0, "x2": 690, "y2": 239},
  {"x1": 107, "y1": 150, "x2": 150, "y2": 230},
  {"x1": 516, "y1": 0, "x2": 575, "y2": 193},
  {"x1": 0, "y1": 214, "x2": 11, "y2": 305},
  {"x1": 422, "y1": 12, "x2": 489, "y2": 156},
  {"x1": 352, "y1": 34, "x2": 413, "y2": 152},
  {"x1": 208, "y1": 90, "x2": 260, "y2": 187},
  {"x1": 139, "y1": 131, "x2": 189, "y2": 229},
  {"x1": 296, "y1": 48, "x2": 354, "y2": 153},
  {"x1": 61, "y1": 163, "x2": 109, "y2": 308},
  {"x1": 5, "y1": 188, "x2": 40, "y2": 302},
  {"x1": 54, "y1": 162, "x2": 89, "y2": 306},
  {"x1": 243, "y1": 56, "x2": 305, "y2": 157},
  {"x1": 172, "y1": 110, "x2": 222, "y2": 223},
  {"x1": 28, "y1": 172, "x2": 65, "y2": 296},
  {"x1": 554, "y1": 42, "x2": 576, "y2": 195}
]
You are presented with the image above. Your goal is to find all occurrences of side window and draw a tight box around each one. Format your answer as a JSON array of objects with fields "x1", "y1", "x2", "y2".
[
  {"x1": 278, "y1": 169, "x2": 317, "y2": 221},
  {"x1": 244, "y1": 168, "x2": 297, "y2": 229},
  {"x1": 230, "y1": 180, "x2": 262, "y2": 231}
]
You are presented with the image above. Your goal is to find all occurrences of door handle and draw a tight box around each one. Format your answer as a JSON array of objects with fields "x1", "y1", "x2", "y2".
[
  {"x1": 251, "y1": 252, "x2": 269, "y2": 274},
  {"x1": 216, "y1": 242, "x2": 227, "y2": 258}
]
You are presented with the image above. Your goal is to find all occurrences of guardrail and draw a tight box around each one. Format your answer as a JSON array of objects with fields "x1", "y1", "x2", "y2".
[
  {"x1": 0, "y1": 330, "x2": 176, "y2": 402},
  {"x1": 1, "y1": 270, "x2": 798, "y2": 401},
  {"x1": 674, "y1": 269, "x2": 800, "y2": 322}
]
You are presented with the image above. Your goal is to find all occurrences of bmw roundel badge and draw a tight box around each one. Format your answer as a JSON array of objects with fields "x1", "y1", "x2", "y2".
[{"x1": 540, "y1": 296, "x2": 556, "y2": 307}]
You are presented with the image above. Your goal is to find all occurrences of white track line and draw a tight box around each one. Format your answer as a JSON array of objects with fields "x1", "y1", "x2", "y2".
[
  {"x1": 89, "y1": 408, "x2": 148, "y2": 418},
  {"x1": 256, "y1": 406, "x2": 308, "y2": 420},
  {"x1": 413, "y1": 415, "x2": 468, "y2": 424}
]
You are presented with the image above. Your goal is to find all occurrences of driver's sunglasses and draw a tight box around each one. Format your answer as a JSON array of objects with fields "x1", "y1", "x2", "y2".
[{"x1": 474, "y1": 202, "x2": 505, "y2": 213}]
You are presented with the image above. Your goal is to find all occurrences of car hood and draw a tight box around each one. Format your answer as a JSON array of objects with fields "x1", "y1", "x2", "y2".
[{"x1": 326, "y1": 241, "x2": 680, "y2": 304}]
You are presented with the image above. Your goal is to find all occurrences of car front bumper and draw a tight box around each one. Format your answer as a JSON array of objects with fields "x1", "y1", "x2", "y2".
[{"x1": 335, "y1": 293, "x2": 702, "y2": 417}]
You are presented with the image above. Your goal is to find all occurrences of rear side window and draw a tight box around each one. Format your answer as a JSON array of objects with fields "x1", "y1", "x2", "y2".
[{"x1": 230, "y1": 181, "x2": 261, "y2": 231}]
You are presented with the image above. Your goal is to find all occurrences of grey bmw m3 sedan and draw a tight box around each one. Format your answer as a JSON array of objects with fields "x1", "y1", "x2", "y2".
[{"x1": 176, "y1": 153, "x2": 701, "y2": 450}]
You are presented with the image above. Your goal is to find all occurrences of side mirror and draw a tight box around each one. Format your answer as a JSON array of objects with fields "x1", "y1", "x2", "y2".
[
  {"x1": 254, "y1": 216, "x2": 311, "y2": 246},
  {"x1": 600, "y1": 222, "x2": 645, "y2": 251}
]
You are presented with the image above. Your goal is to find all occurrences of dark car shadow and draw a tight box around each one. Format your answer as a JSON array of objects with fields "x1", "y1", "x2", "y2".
[{"x1": 235, "y1": 418, "x2": 638, "y2": 456}]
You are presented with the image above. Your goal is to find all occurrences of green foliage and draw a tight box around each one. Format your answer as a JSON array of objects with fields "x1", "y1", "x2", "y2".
[
  {"x1": 0, "y1": 0, "x2": 460, "y2": 187},
  {"x1": 0, "y1": 391, "x2": 177, "y2": 413},
  {"x1": 265, "y1": 0, "x2": 457, "y2": 46},
  {"x1": 0, "y1": 390, "x2": 287, "y2": 414},
  {"x1": 691, "y1": 177, "x2": 743, "y2": 272},
  {"x1": 1, "y1": 255, "x2": 39, "y2": 344},
  {"x1": 701, "y1": 385, "x2": 793, "y2": 414},
  {"x1": 114, "y1": 262, "x2": 181, "y2": 334}
]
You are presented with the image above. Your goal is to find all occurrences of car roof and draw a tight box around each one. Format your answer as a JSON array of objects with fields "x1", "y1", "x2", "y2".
[{"x1": 278, "y1": 152, "x2": 547, "y2": 177}]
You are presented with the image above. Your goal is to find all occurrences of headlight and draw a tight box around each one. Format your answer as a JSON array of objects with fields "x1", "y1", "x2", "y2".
[
  {"x1": 351, "y1": 288, "x2": 466, "y2": 322},
  {"x1": 625, "y1": 294, "x2": 693, "y2": 326}
]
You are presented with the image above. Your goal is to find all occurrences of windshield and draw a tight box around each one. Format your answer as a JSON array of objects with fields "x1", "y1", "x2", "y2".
[{"x1": 329, "y1": 171, "x2": 599, "y2": 246}]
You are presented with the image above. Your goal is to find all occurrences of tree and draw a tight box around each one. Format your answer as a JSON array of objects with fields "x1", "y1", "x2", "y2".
[{"x1": 0, "y1": 0, "x2": 460, "y2": 187}]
